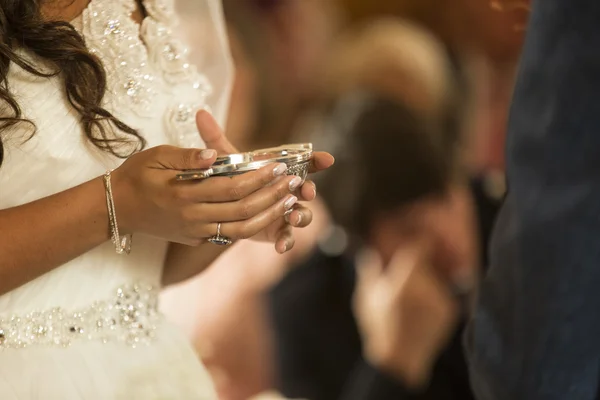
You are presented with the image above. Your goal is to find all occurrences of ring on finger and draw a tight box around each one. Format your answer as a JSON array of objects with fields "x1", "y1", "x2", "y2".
[{"x1": 207, "y1": 223, "x2": 233, "y2": 246}]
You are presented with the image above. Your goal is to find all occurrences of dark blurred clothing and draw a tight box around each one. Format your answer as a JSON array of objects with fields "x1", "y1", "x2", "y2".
[
  {"x1": 269, "y1": 178, "x2": 502, "y2": 400},
  {"x1": 467, "y1": 1, "x2": 600, "y2": 399}
]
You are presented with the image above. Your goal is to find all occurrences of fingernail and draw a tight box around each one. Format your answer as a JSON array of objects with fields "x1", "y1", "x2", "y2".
[
  {"x1": 282, "y1": 242, "x2": 288, "y2": 253},
  {"x1": 200, "y1": 149, "x2": 216, "y2": 160},
  {"x1": 289, "y1": 176, "x2": 302, "y2": 191},
  {"x1": 284, "y1": 195, "x2": 298, "y2": 210},
  {"x1": 273, "y1": 163, "x2": 287, "y2": 176},
  {"x1": 295, "y1": 212, "x2": 303, "y2": 225},
  {"x1": 312, "y1": 186, "x2": 317, "y2": 198}
]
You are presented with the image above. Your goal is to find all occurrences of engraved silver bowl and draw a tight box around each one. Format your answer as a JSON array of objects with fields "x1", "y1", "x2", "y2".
[{"x1": 176, "y1": 143, "x2": 313, "y2": 182}]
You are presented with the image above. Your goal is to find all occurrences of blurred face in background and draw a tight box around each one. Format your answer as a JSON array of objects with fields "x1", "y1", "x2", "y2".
[{"x1": 370, "y1": 184, "x2": 478, "y2": 286}]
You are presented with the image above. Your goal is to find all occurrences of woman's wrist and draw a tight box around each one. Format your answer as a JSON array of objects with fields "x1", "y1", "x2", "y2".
[{"x1": 108, "y1": 168, "x2": 136, "y2": 235}]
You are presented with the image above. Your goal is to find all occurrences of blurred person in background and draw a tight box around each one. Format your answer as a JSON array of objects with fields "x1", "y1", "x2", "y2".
[
  {"x1": 268, "y1": 20, "x2": 494, "y2": 400},
  {"x1": 165, "y1": 1, "x2": 524, "y2": 398},
  {"x1": 338, "y1": 0, "x2": 528, "y2": 187},
  {"x1": 270, "y1": 94, "x2": 478, "y2": 400}
]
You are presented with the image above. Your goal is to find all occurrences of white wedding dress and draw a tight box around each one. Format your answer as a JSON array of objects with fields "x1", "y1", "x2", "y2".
[{"x1": 0, "y1": 0, "x2": 232, "y2": 398}]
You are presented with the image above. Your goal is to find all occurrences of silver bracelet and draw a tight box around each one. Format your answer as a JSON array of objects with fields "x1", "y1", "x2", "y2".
[{"x1": 103, "y1": 170, "x2": 132, "y2": 255}]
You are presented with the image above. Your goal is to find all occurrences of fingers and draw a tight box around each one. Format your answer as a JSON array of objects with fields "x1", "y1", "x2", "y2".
[
  {"x1": 298, "y1": 180, "x2": 317, "y2": 201},
  {"x1": 308, "y1": 151, "x2": 335, "y2": 173},
  {"x1": 194, "y1": 175, "x2": 304, "y2": 223},
  {"x1": 355, "y1": 249, "x2": 384, "y2": 293},
  {"x1": 150, "y1": 145, "x2": 217, "y2": 170},
  {"x1": 355, "y1": 244, "x2": 428, "y2": 296},
  {"x1": 284, "y1": 204, "x2": 313, "y2": 228},
  {"x1": 212, "y1": 195, "x2": 298, "y2": 240},
  {"x1": 196, "y1": 110, "x2": 238, "y2": 155},
  {"x1": 387, "y1": 243, "x2": 461, "y2": 315},
  {"x1": 401, "y1": 256, "x2": 458, "y2": 330},
  {"x1": 180, "y1": 162, "x2": 291, "y2": 203},
  {"x1": 274, "y1": 225, "x2": 295, "y2": 254},
  {"x1": 386, "y1": 245, "x2": 428, "y2": 296}
]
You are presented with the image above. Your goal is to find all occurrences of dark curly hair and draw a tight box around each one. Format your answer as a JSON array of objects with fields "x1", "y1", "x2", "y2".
[{"x1": 0, "y1": 0, "x2": 146, "y2": 166}]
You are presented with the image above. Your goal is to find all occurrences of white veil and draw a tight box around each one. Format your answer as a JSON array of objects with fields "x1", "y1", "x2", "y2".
[{"x1": 173, "y1": 0, "x2": 234, "y2": 129}]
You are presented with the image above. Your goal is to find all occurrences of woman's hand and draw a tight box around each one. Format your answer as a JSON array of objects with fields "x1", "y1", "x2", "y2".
[
  {"x1": 111, "y1": 145, "x2": 301, "y2": 246},
  {"x1": 195, "y1": 110, "x2": 334, "y2": 253},
  {"x1": 353, "y1": 243, "x2": 459, "y2": 388}
]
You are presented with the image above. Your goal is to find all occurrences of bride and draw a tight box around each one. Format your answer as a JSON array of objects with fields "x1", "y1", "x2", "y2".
[{"x1": 0, "y1": 0, "x2": 333, "y2": 398}]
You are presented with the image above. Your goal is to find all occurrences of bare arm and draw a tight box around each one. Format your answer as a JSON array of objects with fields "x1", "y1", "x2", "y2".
[
  {"x1": 0, "y1": 142, "x2": 291, "y2": 295},
  {"x1": 0, "y1": 177, "x2": 110, "y2": 295},
  {"x1": 0, "y1": 145, "x2": 217, "y2": 296}
]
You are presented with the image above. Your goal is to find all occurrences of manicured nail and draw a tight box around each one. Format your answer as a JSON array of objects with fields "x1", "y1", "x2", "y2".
[
  {"x1": 284, "y1": 195, "x2": 298, "y2": 210},
  {"x1": 282, "y1": 242, "x2": 288, "y2": 253},
  {"x1": 312, "y1": 186, "x2": 317, "y2": 199},
  {"x1": 200, "y1": 149, "x2": 216, "y2": 160},
  {"x1": 295, "y1": 212, "x2": 303, "y2": 225},
  {"x1": 289, "y1": 176, "x2": 302, "y2": 191},
  {"x1": 273, "y1": 163, "x2": 287, "y2": 176}
]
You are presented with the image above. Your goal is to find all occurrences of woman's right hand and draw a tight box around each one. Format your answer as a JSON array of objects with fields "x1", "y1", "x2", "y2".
[{"x1": 111, "y1": 145, "x2": 301, "y2": 246}]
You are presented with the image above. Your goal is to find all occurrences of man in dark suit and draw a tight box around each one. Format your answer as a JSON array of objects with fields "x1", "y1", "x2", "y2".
[{"x1": 466, "y1": 1, "x2": 600, "y2": 399}]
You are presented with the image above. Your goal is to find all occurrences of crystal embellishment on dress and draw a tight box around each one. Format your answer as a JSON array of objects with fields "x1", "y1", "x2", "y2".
[
  {"x1": 81, "y1": 0, "x2": 160, "y2": 117},
  {"x1": 78, "y1": 0, "x2": 215, "y2": 147},
  {"x1": 125, "y1": 79, "x2": 140, "y2": 97},
  {"x1": 0, "y1": 283, "x2": 160, "y2": 349},
  {"x1": 142, "y1": 17, "x2": 208, "y2": 87},
  {"x1": 105, "y1": 19, "x2": 122, "y2": 35},
  {"x1": 164, "y1": 103, "x2": 207, "y2": 148},
  {"x1": 175, "y1": 104, "x2": 193, "y2": 123}
]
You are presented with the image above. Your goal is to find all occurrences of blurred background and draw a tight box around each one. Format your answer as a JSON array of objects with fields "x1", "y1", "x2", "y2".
[{"x1": 161, "y1": 1, "x2": 530, "y2": 399}]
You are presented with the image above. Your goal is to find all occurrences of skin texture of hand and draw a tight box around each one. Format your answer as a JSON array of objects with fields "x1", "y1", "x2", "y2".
[
  {"x1": 195, "y1": 110, "x2": 335, "y2": 253},
  {"x1": 111, "y1": 145, "x2": 300, "y2": 246},
  {"x1": 353, "y1": 244, "x2": 459, "y2": 388}
]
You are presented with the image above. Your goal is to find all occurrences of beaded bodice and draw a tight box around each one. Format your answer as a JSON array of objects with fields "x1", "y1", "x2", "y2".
[{"x1": 73, "y1": 0, "x2": 214, "y2": 147}]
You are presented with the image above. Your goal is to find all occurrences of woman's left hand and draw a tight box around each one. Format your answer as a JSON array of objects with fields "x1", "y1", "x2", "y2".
[{"x1": 196, "y1": 110, "x2": 334, "y2": 253}]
